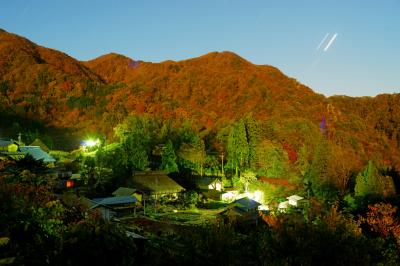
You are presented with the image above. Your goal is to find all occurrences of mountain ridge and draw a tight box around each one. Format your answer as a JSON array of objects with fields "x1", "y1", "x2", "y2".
[{"x1": 0, "y1": 29, "x2": 399, "y2": 171}]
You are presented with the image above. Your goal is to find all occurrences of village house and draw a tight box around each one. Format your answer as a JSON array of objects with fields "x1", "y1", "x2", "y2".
[
  {"x1": 127, "y1": 171, "x2": 185, "y2": 201},
  {"x1": 287, "y1": 195, "x2": 304, "y2": 206},
  {"x1": 278, "y1": 194, "x2": 305, "y2": 211},
  {"x1": 192, "y1": 177, "x2": 224, "y2": 201},
  {"x1": 219, "y1": 197, "x2": 262, "y2": 224},
  {"x1": 0, "y1": 139, "x2": 19, "y2": 153},
  {"x1": 19, "y1": 146, "x2": 56, "y2": 164},
  {"x1": 195, "y1": 177, "x2": 223, "y2": 191},
  {"x1": 0, "y1": 139, "x2": 23, "y2": 160}
]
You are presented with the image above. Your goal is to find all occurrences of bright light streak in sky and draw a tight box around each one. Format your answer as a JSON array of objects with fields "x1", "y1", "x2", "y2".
[
  {"x1": 316, "y1": 33, "x2": 330, "y2": 50},
  {"x1": 323, "y1": 33, "x2": 338, "y2": 52}
]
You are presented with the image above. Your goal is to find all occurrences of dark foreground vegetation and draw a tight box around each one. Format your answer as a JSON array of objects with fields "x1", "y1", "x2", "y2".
[{"x1": 1, "y1": 142, "x2": 400, "y2": 265}]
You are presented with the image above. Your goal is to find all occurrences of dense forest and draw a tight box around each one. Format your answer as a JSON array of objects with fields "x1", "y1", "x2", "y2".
[
  {"x1": 0, "y1": 29, "x2": 399, "y2": 161},
  {"x1": 1, "y1": 28, "x2": 400, "y2": 265}
]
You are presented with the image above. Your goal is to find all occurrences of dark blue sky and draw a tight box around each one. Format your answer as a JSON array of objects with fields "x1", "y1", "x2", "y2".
[{"x1": 1, "y1": 0, "x2": 399, "y2": 96}]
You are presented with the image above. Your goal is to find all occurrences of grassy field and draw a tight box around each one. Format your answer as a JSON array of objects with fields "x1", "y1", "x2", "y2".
[{"x1": 121, "y1": 201, "x2": 228, "y2": 235}]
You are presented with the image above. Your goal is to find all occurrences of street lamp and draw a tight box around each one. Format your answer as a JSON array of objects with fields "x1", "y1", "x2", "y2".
[
  {"x1": 82, "y1": 139, "x2": 99, "y2": 147},
  {"x1": 220, "y1": 152, "x2": 225, "y2": 176},
  {"x1": 81, "y1": 139, "x2": 100, "y2": 152}
]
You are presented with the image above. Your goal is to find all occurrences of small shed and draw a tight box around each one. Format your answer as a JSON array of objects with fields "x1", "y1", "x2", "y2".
[
  {"x1": 195, "y1": 178, "x2": 222, "y2": 191},
  {"x1": 219, "y1": 197, "x2": 262, "y2": 224},
  {"x1": 90, "y1": 196, "x2": 138, "y2": 220},
  {"x1": 287, "y1": 195, "x2": 304, "y2": 206},
  {"x1": 230, "y1": 197, "x2": 262, "y2": 213}
]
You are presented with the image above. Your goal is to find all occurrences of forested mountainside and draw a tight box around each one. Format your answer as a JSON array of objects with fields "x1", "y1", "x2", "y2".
[{"x1": 0, "y1": 28, "x2": 399, "y2": 171}]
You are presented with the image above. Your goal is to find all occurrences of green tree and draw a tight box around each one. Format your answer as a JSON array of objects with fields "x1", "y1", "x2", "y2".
[
  {"x1": 114, "y1": 116, "x2": 156, "y2": 175},
  {"x1": 255, "y1": 139, "x2": 288, "y2": 177},
  {"x1": 240, "y1": 169, "x2": 257, "y2": 192},
  {"x1": 161, "y1": 140, "x2": 178, "y2": 173},
  {"x1": 180, "y1": 190, "x2": 199, "y2": 208},
  {"x1": 307, "y1": 139, "x2": 332, "y2": 197},
  {"x1": 121, "y1": 133, "x2": 149, "y2": 173},
  {"x1": 177, "y1": 140, "x2": 205, "y2": 176},
  {"x1": 296, "y1": 144, "x2": 311, "y2": 177},
  {"x1": 355, "y1": 161, "x2": 381, "y2": 198},
  {"x1": 243, "y1": 115, "x2": 261, "y2": 168},
  {"x1": 355, "y1": 161, "x2": 395, "y2": 198},
  {"x1": 227, "y1": 120, "x2": 249, "y2": 177}
]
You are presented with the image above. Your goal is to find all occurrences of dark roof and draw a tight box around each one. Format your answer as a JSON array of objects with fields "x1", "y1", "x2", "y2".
[
  {"x1": 195, "y1": 178, "x2": 220, "y2": 188},
  {"x1": 19, "y1": 146, "x2": 56, "y2": 163},
  {"x1": 92, "y1": 196, "x2": 137, "y2": 206},
  {"x1": 230, "y1": 197, "x2": 261, "y2": 212},
  {"x1": 112, "y1": 187, "x2": 137, "y2": 197},
  {"x1": 130, "y1": 171, "x2": 185, "y2": 195},
  {"x1": 0, "y1": 139, "x2": 17, "y2": 147},
  {"x1": 219, "y1": 206, "x2": 246, "y2": 216},
  {"x1": 126, "y1": 231, "x2": 147, "y2": 240}
]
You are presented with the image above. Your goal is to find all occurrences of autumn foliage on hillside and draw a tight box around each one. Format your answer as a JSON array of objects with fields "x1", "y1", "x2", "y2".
[{"x1": 0, "y1": 28, "x2": 400, "y2": 172}]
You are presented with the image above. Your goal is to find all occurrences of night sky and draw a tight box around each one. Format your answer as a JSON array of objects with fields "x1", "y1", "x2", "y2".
[{"x1": 1, "y1": 0, "x2": 399, "y2": 96}]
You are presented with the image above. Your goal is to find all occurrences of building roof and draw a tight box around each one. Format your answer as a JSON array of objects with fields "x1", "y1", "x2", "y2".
[
  {"x1": 0, "y1": 139, "x2": 17, "y2": 147},
  {"x1": 71, "y1": 173, "x2": 81, "y2": 179},
  {"x1": 126, "y1": 231, "x2": 147, "y2": 240},
  {"x1": 195, "y1": 178, "x2": 220, "y2": 189},
  {"x1": 230, "y1": 197, "x2": 261, "y2": 212},
  {"x1": 112, "y1": 187, "x2": 137, "y2": 197},
  {"x1": 29, "y1": 138, "x2": 50, "y2": 152},
  {"x1": 278, "y1": 201, "x2": 289, "y2": 209},
  {"x1": 219, "y1": 206, "x2": 246, "y2": 216},
  {"x1": 92, "y1": 196, "x2": 137, "y2": 207},
  {"x1": 287, "y1": 195, "x2": 304, "y2": 201},
  {"x1": 19, "y1": 146, "x2": 56, "y2": 163},
  {"x1": 129, "y1": 171, "x2": 185, "y2": 195}
]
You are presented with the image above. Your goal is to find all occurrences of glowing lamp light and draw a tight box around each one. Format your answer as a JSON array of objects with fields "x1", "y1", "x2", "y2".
[
  {"x1": 246, "y1": 190, "x2": 263, "y2": 203},
  {"x1": 258, "y1": 205, "x2": 269, "y2": 211},
  {"x1": 253, "y1": 190, "x2": 263, "y2": 202},
  {"x1": 222, "y1": 191, "x2": 236, "y2": 202},
  {"x1": 66, "y1": 180, "x2": 74, "y2": 188},
  {"x1": 246, "y1": 192, "x2": 254, "y2": 199},
  {"x1": 82, "y1": 139, "x2": 99, "y2": 147},
  {"x1": 215, "y1": 182, "x2": 222, "y2": 191}
]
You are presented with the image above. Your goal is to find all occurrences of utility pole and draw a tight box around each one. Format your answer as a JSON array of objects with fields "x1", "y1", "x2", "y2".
[{"x1": 220, "y1": 152, "x2": 225, "y2": 176}]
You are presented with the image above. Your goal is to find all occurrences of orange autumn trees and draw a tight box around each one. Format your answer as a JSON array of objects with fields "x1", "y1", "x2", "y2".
[
  {"x1": 362, "y1": 203, "x2": 400, "y2": 246},
  {"x1": 0, "y1": 28, "x2": 400, "y2": 178}
]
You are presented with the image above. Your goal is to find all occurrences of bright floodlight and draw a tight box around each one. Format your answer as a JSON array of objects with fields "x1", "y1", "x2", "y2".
[
  {"x1": 246, "y1": 190, "x2": 263, "y2": 202},
  {"x1": 253, "y1": 190, "x2": 263, "y2": 201},
  {"x1": 83, "y1": 139, "x2": 99, "y2": 147}
]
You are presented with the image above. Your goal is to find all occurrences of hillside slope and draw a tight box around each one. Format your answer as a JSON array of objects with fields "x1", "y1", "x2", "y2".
[
  {"x1": 84, "y1": 50, "x2": 326, "y2": 128},
  {"x1": 0, "y1": 29, "x2": 104, "y2": 128},
  {"x1": 0, "y1": 29, "x2": 399, "y2": 170}
]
